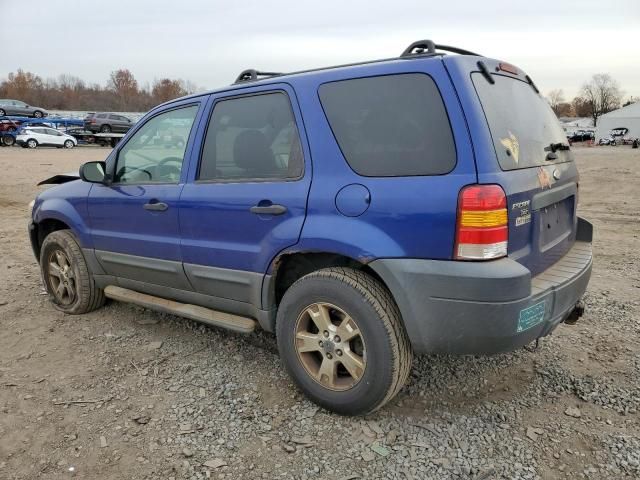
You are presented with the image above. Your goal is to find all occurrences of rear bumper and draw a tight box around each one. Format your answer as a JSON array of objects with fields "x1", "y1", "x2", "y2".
[{"x1": 370, "y1": 218, "x2": 593, "y2": 355}]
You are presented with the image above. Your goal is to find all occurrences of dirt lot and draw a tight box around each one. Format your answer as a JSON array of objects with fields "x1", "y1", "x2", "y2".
[{"x1": 0, "y1": 145, "x2": 638, "y2": 480}]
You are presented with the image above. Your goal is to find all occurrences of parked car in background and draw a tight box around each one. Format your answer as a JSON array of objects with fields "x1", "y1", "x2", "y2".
[
  {"x1": 0, "y1": 99, "x2": 48, "y2": 118},
  {"x1": 16, "y1": 127, "x2": 77, "y2": 149},
  {"x1": 0, "y1": 119, "x2": 22, "y2": 132},
  {"x1": 65, "y1": 128, "x2": 98, "y2": 144},
  {"x1": 569, "y1": 130, "x2": 595, "y2": 142},
  {"x1": 84, "y1": 112, "x2": 134, "y2": 133}
]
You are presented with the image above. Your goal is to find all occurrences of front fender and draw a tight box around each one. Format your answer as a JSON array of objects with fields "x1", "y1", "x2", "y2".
[{"x1": 34, "y1": 196, "x2": 93, "y2": 249}]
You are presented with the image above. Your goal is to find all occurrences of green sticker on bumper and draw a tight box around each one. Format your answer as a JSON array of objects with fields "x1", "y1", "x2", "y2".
[{"x1": 517, "y1": 301, "x2": 546, "y2": 332}]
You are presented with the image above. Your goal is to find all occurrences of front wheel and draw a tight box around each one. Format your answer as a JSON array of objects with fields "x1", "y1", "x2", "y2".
[
  {"x1": 40, "y1": 230, "x2": 105, "y2": 314},
  {"x1": 64, "y1": 140, "x2": 74, "y2": 148},
  {"x1": 27, "y1": 139, "x2": 37, "y2": 149},
  {"x1": 0, "y1": 109, "x2": 5, "y2": 116},
  {"x1": 100, "y1": 124, "x2": 111, "y2": 133},
  {"x1": 276, "y1": 267, "x2": 412, "y2": 415},
  {"x1": 33, "y1": 110, "x2": 43, "y2": 118}
]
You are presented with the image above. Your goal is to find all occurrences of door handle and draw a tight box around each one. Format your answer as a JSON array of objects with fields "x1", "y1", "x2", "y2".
[
  {"x1": 250, "y1": 204, "x2": 287, "y2": 215},
  {"x1": 143, "y1": 201, "x2": 168, "y2": 212}
]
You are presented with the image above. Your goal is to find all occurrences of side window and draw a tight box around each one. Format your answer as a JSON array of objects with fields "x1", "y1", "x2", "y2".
[
  {"x1": 114, "y1": 105, "x2": 198, "y2": 184},
  {"x1": 198, "y1": 92, "x2": 303, "y2": 181},
  {"x1": 318, "y1": 73, "x2": 456, "y2": 177}
]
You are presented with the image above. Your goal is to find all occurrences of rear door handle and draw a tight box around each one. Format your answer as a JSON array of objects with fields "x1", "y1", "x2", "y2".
[
  {"x1": 250, "y1": 204, "x2": 287, "y2": 215},
  {"x1": 143, "y1": 201, "x2": 168, "y2": 212}
]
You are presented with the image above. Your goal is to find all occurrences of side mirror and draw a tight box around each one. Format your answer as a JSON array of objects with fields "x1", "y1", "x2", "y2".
[{"x1": 79, "y1": 161, "x2": 107, "y2": 184}]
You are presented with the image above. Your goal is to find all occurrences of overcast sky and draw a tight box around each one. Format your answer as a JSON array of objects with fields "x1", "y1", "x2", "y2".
[{"x1": 2, "y1": 0, "x2": 638, "y2": 100}]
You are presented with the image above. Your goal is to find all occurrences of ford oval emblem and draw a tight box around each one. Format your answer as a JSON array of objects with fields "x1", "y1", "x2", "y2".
[{"x1": 553, "y1": 169, "x2": 561, "y2": 180}]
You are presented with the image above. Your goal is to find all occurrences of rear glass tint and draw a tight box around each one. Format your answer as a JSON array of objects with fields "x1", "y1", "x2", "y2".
[
  {"x1": 318, "y1": 74, "x2": 456, "y2": 177},
  {"x1": 472, "y1": 73, "x2": 573, "y2": 170}
]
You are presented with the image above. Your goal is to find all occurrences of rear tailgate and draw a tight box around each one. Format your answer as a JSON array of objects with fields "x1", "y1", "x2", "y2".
[{"x1": 445, "y1": 57, "x2": 578, "y2": 275}]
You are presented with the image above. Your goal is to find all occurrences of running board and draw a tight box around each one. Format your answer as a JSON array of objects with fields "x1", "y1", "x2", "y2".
[{"x1": 104, "y1": 286, "x2": 257, "y2": 334}]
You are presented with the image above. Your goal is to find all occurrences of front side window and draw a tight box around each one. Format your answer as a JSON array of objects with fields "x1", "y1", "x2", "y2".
[
  {"x1": 114, "y1": 105, "x2": 198, "y2": 184},
  {"x1": 198, "y1": 92, "x2": 303, "y2": 181},
  {"x1": 319, "y1": 73, "x2": 456, "y2": 177}
]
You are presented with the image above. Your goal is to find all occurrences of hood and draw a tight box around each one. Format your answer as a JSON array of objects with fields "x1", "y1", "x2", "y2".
[{"x1": 37, "y1": 171, "x2": 79, "y2": 186}]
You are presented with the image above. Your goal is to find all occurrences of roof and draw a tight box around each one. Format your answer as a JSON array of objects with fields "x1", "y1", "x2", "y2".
[
  {"x1": 599, "y1": 101, "x2": 640, "y2": 119},
  {"x1": 157, "y1": 40, "x2": 482, "y2": 109}
]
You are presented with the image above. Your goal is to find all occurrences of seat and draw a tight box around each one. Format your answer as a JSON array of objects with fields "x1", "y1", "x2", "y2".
[{"x1": 233, "y1": 129, "x2": 278, "y2": 178}]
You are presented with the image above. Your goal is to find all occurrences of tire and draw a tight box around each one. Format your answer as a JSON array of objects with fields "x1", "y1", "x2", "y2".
[
  {"x1": 33, "y1": 110, "x2": 43, "y2": 118},
  {"x1": 276, "y1": 267, "x2": 412, "y2": 415},
  {"x1": 64, "y1": 140, "x2": 74, "y2": 149},
  {"x1": 2, "y1": 135, "x2": 15, "y2": 147},
  {"x1": 0, "y1": 109, "x2": 5, "y2": 116},
  {"x1": 100, "y1": 124, "x2": 111, "y2": 133},
  {"x1": 27, "y1": 139, "x2": 38, "y2": 149},
  {"x1": 40, "y1": 230, "x2": 105, "y2": 314}
]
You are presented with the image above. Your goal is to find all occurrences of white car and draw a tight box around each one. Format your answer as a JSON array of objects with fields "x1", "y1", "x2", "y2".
[{"x1": 16, "y1": 127, "x2": 77, "y2": 149}]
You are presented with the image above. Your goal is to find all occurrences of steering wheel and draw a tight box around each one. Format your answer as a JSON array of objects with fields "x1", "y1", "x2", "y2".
[
  {"x1": 117, "y1": 165, "x2": 152, "y2": 181},
  {"x1": 156, "y1": 156, "x2": 183, "y2": 179}
]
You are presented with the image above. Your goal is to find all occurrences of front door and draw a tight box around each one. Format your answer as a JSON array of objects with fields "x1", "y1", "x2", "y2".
[
  {"x1": 87, "y1": 102, "x2": 202, "y2": 289},
  {"x1": 179, "y1": 85, "x2": 311, "y2": 306}
]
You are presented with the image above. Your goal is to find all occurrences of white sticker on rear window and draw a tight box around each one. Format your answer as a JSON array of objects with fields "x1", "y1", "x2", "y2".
[{"x1": 500, "y1": 131, "x2": 520, "y2": 164}]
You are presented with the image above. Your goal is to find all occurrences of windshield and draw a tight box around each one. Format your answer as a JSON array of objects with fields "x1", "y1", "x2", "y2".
[{"x1": 473, "y1": 73, "x2": 573, "y2": 170}]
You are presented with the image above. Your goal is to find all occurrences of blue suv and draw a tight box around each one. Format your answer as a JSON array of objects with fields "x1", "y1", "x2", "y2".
[{"x1": 28, "y1": 41, "x2": 593, "y2": 415}]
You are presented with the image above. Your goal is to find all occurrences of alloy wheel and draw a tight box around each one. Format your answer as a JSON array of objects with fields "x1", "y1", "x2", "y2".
[
  {"x1": 294, "y1": 302, "x2": 366, "y2": 391},
  {"x1": 47, "y1": 249, "x2": 76, "y2": 305}
]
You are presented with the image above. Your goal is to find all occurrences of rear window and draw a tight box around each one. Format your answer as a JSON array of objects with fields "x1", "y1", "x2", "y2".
[
  {"x1": 472, "y1": 73, "x2": 573, "y2": 170},
  {"x1": 318, "y1": 73, "x2": 456, "y2": 177}
]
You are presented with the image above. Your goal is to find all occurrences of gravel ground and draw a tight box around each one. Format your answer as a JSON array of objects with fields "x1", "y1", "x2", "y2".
[{"x1": 0, "y1": 145, "x2": 638, "y2": 479}]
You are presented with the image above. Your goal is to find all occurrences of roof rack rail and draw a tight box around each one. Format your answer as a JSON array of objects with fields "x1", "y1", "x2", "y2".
[
  {"x1": 400, "y1": 40, "x2": 481, "y2": 58},
  {"x1": 234, "y1": 69, "x2": 283, "y2": 84}
]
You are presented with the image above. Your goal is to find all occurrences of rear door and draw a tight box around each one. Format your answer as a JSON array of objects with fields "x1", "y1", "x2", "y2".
[
  {"x1": 179, "y1": 84, "x2": 311, "y2": 304},
  {"x1": 447, "y1": 58, "x2": 578, "y2": 275}
]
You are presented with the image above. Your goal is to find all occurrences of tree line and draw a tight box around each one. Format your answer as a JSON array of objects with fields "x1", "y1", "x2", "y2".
[
  {"x1": 546, "y1": 73, "x2": 635, "y2": 126},
  {"x1": 0, "y1": 68, "x2": 198, "y2": 113}
]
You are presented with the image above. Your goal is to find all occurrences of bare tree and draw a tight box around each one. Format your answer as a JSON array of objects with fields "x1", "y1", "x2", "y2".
[
  {"x1": 547, "y1": 89, "x2": 565, "y2": 115},
  {"x1": 151, "y1": 78, "x2": 188, "y2": 104},
  {"x1": 108, "y1": 69, "x2": 139, "y2": 110},
  {"x1": 580, "y1": 74, "x2": 622, "y2": 126}
]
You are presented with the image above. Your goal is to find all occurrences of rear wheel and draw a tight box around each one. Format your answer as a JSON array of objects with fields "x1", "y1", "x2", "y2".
[
  {"x1": 100, "y1": 124, "x2": 111, "y2": 133},
  {"x1": 33, "y1": 110, "x2": 43, "y2": 118},
  {"x1": 0, "y1": 109, "x2": 5, "y2": 116},
  {"x1": 276, "y1": 267, "x2": 412, "y2": 415},
  {"x1": 27, "y1": 139, "x2": 37, "y2": 149},
  {"x1": 40, "y1": 230, "x2": 105, "y2": 314},
  {"x1": 64, "y1": 139, "x2": 74, "y2": 148},
  {"x1": 2, "y1": 135, "x2": 15, "y2": 146}
]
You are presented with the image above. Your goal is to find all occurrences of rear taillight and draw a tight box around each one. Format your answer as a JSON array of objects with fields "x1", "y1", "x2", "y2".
[{"x1": 455, "y1": 184, "x2": 508, "y2": 260}]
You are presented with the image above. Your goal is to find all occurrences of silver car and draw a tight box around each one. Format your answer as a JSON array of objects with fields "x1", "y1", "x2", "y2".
[{"x1": 0, "y1": 99, "x2": 48, "y2": 118}]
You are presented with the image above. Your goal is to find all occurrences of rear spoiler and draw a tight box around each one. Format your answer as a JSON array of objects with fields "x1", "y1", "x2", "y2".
[{"x1": 37, "y1": 172, "x2": 79, "y2": 186}]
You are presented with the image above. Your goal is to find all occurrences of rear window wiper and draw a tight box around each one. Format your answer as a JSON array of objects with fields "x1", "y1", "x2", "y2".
[{"x1": 544, "y1": 142, "x2": 570, "y2": 153}]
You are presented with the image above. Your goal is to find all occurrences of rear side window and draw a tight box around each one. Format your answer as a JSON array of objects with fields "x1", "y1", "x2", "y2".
[
  {"x1": 472, "y1": 73, "x2": 573, "y2": 170},
  {"x1": 318, "y1": 73, "x2": 456, "y2": 177},
  {"x1": 198, "y1": 92, "x2": 303, "y2": 181}
]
